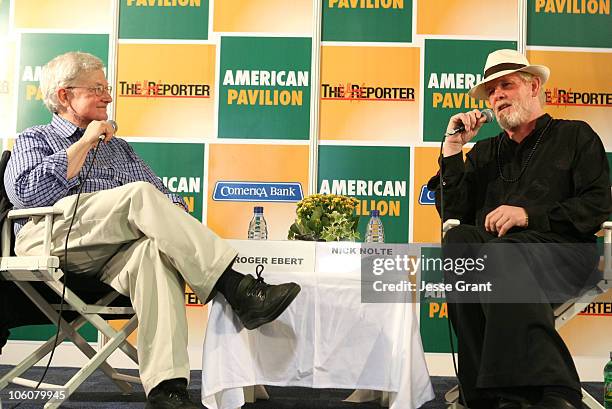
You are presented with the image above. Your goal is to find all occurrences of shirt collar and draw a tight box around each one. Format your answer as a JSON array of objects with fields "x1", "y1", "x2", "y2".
[
  {"x1": 50, "y1": 114, "x2": 85, "y2": 139},
  {"x1": 532, "y1": 113, "x2": 552, "y2": 132},
  {"x1": 503, "y1": 113, "x2": 552, "y2": 145}
]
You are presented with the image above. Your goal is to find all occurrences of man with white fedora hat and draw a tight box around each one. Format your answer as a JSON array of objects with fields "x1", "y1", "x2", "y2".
[
  {"x1": 428, "y1": 49, "x2": 611, "y2": 408},
  {"x1": 468, "y1": 49, "x2": 550, "y2": 101}
]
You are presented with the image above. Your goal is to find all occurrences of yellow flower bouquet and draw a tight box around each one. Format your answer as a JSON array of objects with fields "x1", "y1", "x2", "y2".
[{"x1": 288, "y1": 194, "x2": 360, "y2": 242}]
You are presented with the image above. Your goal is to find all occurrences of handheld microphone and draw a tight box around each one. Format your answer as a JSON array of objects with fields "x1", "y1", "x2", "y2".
[
  {"x1": 446, "y1": 109, "x2": 494, "y2": 136},
  {"x1": 99, "y1": 120, "x2": 118, "y2": 140}
]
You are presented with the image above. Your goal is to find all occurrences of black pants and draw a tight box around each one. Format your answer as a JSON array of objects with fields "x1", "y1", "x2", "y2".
[{"x1": 442, "y1": 225, "x2": 598, "y2": 403}]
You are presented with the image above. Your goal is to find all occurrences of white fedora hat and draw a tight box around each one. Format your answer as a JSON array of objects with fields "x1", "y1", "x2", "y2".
[{"x1": 468, "y1": 49, "x2": 550, "y2": 101}]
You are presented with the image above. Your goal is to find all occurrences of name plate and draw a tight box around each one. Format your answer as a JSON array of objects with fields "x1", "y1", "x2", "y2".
[{"x1": 227, "y1": 240, "x2": 316, "y2": 274}]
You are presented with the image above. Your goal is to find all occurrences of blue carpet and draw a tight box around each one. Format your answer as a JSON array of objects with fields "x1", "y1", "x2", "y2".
[{"x1": 0, "y1": 366, "x2": 605, "y2": 408}]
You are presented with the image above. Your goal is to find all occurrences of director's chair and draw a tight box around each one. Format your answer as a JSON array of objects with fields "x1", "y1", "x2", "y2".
[
  {"x1": 442, "y1": 219, "x2": 612, "y2": 409},
  {"x1": 0, "y1": 150, "x2": 141, "y2": 408}
]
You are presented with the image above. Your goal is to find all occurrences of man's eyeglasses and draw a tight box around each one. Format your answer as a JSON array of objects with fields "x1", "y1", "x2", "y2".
[{"x1": 66, "y1": 85, "x2": 112, "y2": 96}]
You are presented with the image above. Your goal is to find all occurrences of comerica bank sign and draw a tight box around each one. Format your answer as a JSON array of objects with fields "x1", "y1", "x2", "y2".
[
  {"x1": 212, "y1": 182, "x2": 304, "y2": 202},
  {"x1": 419, "y1": 185, "x2": 436, "y2": 205}
]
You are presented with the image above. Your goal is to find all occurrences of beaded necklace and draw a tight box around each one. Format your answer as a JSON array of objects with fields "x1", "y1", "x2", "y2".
[{"x1": 497, "y1": 117, "x2": 553, "y2": 183}]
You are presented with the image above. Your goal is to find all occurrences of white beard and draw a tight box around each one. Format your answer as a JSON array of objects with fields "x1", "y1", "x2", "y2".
[{"x1": 497, "y1": 99, "x2": 530, "y2": 130}]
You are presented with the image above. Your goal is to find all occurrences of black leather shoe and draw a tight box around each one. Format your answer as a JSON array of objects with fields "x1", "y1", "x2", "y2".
[
  {"x1": 529, "y1": 393, "x2": 579, "y2": 409},
  {"x1": 455, "y1": 398, "x2": 497, "y2": 409},
  {"x1": 496, "y1": 397, "x2": 530, "y2": 409},
  {"x1": 145, "y1": 378, "x2": 200, "y2": 409},
  {"x1": 232, "y1": 272, "x2": 301, "y2": 330}
]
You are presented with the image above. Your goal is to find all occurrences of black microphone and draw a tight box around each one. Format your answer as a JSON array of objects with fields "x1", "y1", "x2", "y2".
[
  {"x1": 446, "y1": 109, "x2": 494, "y2": 136},
  {"x1": 99, "y1": 120, "x2": 118, "y2": 140}
]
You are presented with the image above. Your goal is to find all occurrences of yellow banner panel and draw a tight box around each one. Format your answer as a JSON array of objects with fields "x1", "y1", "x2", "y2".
[
  {"x1": 0, "y1": 39, "x2": 14, "y2": 137},
  {"x1": 320, "y1": 46, "x2": 420, "y2": 142},
  {"x1": 207, "y1": 144, "x2": 310, "y2": 240},
  {"x1": 115, "y1": 43, "x2": 216, "y2": 138},
  {"x1": 214, "y1": 0, "x2": 312, "y2": 34},
  {"x1": 413, "y1": 147, "x2": 442, "y2": 243},
  {"x1": 417, "y1": 0, "x2": 517, "y2": 38},
  {"x1": 559, "y1": 291, "x2": 612, "y2": 356},
  {"x1": 528, "y1": 49, "x2": 612, "y2": 151},
  {"x1": 14, "y1": 0, "x2": 112, "y2": 30}
]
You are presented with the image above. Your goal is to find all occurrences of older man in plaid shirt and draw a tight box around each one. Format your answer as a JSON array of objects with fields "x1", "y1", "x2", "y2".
[{"x1": 5, "y1": 51, "x2": 300, "y2": 409}]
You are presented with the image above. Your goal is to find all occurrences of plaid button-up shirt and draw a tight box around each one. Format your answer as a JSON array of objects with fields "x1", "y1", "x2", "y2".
[{"x1": 5, "y1": 114, "x2": 187, "y2": 234}]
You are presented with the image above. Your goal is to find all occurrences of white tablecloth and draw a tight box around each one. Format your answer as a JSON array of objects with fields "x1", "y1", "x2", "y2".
[{"x1": 201, "y1": 241, "x2": 434, "y2": 409}]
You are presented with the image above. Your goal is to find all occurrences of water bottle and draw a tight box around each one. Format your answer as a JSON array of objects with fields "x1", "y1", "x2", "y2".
[
  {"x1": 365, "y1": 210, "x2": 384, "y2": 243},
  {"x1": 247, "y1": 206, "x2": 268, "y2": 240},
  {"x1": 605, "y1": 351, "x2": 612, "y2": 408}
]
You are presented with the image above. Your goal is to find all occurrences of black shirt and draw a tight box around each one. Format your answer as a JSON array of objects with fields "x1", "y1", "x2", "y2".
[{"x1": 427, "y1": 114, "x2": 612, "y2": 242}]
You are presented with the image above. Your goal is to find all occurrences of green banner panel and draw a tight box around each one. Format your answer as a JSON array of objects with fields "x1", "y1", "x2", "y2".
[
  {"x1": 119, "y1": 0, "x2": 209, "y2": 40},
  {"x1": 527, "y1": 0, "x2": 612, "y2": 47},
  {"x1": 419, "y1": 247, "x2": 457, "y2": 353},
  {"x1": 17, "y1": 33, "x2": 108, "y2": 132},
  {"x1": 0, "y1": 0, "x2": 8, "y2": 36},
  {"x1": 322, "y1": 0, "x2": 412, "y2": 42},
  {"x1": 423, "y1": 39, "x2": 517, "y2": 143},
  {"x1": 9, "y1": 324, "x2": 98, "y2": 343},
  {"x1": 130, "y1": 142, "x2": 205, "y2": 221},
  {"x1": 317, "y1": 145, "x2": 410, "y2": 243},
  {"x1": 218, "y1": 36, "x2": 312, "y2": 140}
]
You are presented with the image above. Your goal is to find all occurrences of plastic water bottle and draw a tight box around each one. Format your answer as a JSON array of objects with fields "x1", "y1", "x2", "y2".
[
  {"x1": 247, "y1": 206, "x2": 268, "y2": 240},
  {"x1": 365, "y1": 210, "x2": 384, "y2": 243},
  {"x1": 605, "y1": 351, "x2": 612, "y2": 408}
]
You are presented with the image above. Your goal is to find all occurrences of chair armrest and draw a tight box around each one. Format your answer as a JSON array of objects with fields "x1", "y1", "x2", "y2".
[
  {"x1": 6, "y1": 207, "x2": 62, "y2": 256},
  {"x1": 0, "y1": 256, "x2": 62, "y2": 281},
  {"x1": 8, "y1": 207, "x2": 62, "y2": 219},
  {"x1": 602, "y1": 221, "x2": 612, "y2": 282},
  {"x1": 442, "y1": 219, "x2": 460, "y2": 235}
]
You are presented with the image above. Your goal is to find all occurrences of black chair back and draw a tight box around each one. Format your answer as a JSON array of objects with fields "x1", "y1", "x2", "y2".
[{"x1": 0, "y1": 150, "x2": 14, "y2": 253}]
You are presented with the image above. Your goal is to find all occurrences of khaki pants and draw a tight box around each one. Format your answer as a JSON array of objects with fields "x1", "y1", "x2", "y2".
[{"x1": 15, "y1": 182, "x2": 238, "y2": 394}]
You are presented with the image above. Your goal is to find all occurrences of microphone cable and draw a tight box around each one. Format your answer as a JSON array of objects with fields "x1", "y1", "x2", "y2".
[
  {"x1": 9, "y1": 135, "x2": 105, "y2": 409},
  {"x1": 439, "y1": 134, "x2": 470, "y2": 409}
]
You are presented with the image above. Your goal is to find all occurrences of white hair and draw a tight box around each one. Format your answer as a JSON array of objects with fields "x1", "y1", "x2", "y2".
[
  {"x1": 517, "y1": 71, "x2": 546, "y2": 106},
  {"x1": 40, "y1": 51, "x2": 104, "y2": 113}
]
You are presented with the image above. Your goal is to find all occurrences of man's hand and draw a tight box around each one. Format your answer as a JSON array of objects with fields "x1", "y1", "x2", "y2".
[
  {"x1": 484, "y1": 205, "x2": 528, "y2": 237},
  {"x1": 81, "y1": 120, "x2": 116, "y2": 149},
  {"x1": 443, "y1": 109, "x2": 488, "y2": 157},
  {"x1": 66, "y1": 120, "x2": 116, "y2": 179}
]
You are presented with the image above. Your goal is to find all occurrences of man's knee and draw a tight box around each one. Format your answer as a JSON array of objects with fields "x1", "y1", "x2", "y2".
[
  {"x1": 130, "y1": 181, "x2": 158, "y2": 196},
  {"x1": 127, "y1": 181, "x2": 168, "y2": 204},
  {"x1": 444, "y1": 224, "x2": 482, "y2": 244}
]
